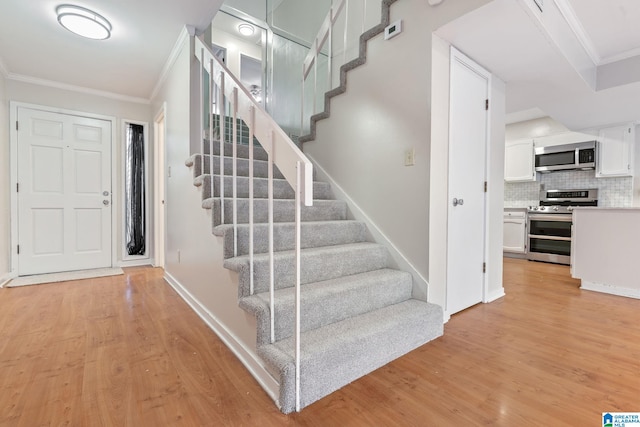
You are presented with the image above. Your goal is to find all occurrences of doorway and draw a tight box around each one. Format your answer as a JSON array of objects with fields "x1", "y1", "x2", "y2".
[
  {"x1": 446, "y1": 48, "x2": 490, "y2": 315},
  {"x1": 13, "y1": 105, "x2": 114, "y2": 275}
]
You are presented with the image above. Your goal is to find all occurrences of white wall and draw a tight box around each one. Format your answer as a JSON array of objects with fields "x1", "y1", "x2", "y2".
[
  {"x1": 150, "y1": 31, "x2": 271, "y2": 395},
  {"x1": 5, "y1": 78, "x2": 151, "y2": 272},
  {"x1": 0, "y1": 70, "x2": 9, "y2": 282},
  {"x1": 304, "y1": 0, "x2": 492, "y2": 304},
  {"x1": 211, "y1": 30, "x2": 262, "y2": 79}
]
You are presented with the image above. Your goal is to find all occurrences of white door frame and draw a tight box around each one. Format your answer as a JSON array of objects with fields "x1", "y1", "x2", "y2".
[
  {"x1": 445, "y1": 47, "x2": 491, "y2": 317},
  {"x1": 9, "y1": 101, "x2": 117, "y2": 276},
  {"x1": 153, "y1": 103, "x2": 167, "y2": 268}
]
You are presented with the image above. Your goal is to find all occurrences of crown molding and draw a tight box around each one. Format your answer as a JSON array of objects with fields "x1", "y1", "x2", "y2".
[
  {"x1": 6, "y1": 73, "x2": 150, "y2": 104},
  {"x1": 553, "y1": 0, "x2": 601, "y2": 65},
  {"x1": 150, "y1": 26, "x2": 193, "y2": 101}
]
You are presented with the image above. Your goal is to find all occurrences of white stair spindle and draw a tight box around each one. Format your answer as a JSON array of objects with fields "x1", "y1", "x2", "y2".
[
  {"x1": 209, "y1": 58, "x2": 214, "y2": 204},
  {"x1": 219, "y1": 71, "x2": 225, "y2": 225},
  {"x1": 232, "y1": 88, "x2": 238, "y2": 257},
  {"x1": 249, "y1": 106, "x2": 255, "y2": 296},
  {"x1": 268, "y1": 131, "x2": 275, "y2": 344},
  {"x1": 295, "y1": 160, "x2": 302, "y2": 412}
]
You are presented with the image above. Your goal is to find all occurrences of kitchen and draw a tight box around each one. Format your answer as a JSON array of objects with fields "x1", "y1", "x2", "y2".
[
  {"x1": 503, "y1": 115, "x2": 640, "y2": 300},
  {"x1": 431, "y1": 0, "x2": 640, "y2": 302}
]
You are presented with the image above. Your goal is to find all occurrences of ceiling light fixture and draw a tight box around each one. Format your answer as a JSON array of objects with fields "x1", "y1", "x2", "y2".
[
  {"x1": 56, "y1": 4, "x2": 112, "y2": 40},
  {"x1": 238, "y1": 24, "x2": 255, "y2": 37}
]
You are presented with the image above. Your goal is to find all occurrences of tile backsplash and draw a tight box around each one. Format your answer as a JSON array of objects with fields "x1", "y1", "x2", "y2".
[{"x1": 504, "y1": 170, "x2": 633, "y2": 208}]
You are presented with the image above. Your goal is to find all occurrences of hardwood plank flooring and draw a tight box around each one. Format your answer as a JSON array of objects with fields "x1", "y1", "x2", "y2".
[{"x1": 0, "y1": 260, "x2": 637, "y2": 426}]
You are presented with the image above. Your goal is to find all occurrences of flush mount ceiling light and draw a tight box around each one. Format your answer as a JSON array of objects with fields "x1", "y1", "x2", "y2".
[
  {"x1": 56, "y1": 4, "x2": 112, "y2": 40},
  {"x1": 238, "y1": 23, "x2": 255, "y2": 37}
]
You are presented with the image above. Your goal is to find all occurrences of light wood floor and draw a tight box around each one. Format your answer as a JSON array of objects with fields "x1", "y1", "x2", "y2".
[{"x1": 0, "y1": 259, "x2": 638, "y2": 426}]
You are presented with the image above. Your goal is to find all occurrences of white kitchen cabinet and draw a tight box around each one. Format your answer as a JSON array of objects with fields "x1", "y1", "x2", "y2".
[
  {"x1": 597, "y1": 125, "x2": 634, "y2": 177},
  {"x1": 505, "y1": 139, "x2": 536, "y2": 182},
  {"x1": 503, "y1": 210, "x2": 527, "y2": 254}
]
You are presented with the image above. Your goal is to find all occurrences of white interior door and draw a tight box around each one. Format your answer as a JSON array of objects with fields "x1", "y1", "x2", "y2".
[
  {"x1": 446, "y1": 48, "x2": 489, "y2": 315},
  {"x1": 17, "y1": 107, "x2": 112, "y2": 275}
]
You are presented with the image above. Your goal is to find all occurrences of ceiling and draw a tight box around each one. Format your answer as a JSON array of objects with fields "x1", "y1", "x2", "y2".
[
  {"x1": 436, "y1": 0, "x2": 640, "y2": 130},
  {"x1": 0, "y1": 0, "x2": 224, "y2": 101}
]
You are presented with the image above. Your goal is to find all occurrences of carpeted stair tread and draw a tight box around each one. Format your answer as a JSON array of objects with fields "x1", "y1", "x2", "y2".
[
  {"x1": 195, "y1": 174, "x2": 333, "y2": 201},
  {"x1": 239, "y1": 268, "x2": 413, "y2": 344},
  {"x1": 224, "y1": 242, "x2": 391, "y2": 297},
  {"x1": 211, "y1": 198, "x2": 347, "y2": 226},
  {"x1": 258, "y1": 298, "x2": 443, "y2": 413},
  {"x1": 214, "y1": 220, "x2": 368, "y2": 258}
]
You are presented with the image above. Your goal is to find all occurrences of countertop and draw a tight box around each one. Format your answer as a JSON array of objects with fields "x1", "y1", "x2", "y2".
[{"x1": 570, "y1": 207, "x2": 640, "y2": 211}]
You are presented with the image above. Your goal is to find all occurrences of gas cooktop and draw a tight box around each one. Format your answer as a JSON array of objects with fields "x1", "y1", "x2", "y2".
[{"x1": 528, "y1": 188, "x2": 598, "y2": 214}]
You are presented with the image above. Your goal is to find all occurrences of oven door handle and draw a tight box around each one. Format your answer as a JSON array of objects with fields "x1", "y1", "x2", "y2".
[
  {"x1": 528, "y1": 234, "x2": 572, "y2": 241},
  {"x1": 528, "y1": 214, "x2": 572, "y2": 221}
]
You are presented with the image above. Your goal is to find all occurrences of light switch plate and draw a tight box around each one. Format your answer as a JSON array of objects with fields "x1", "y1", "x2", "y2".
[
  {"x1": 384, "y1": 20, "x2": 402, "y2": 40},
  {"x1": 405, "y1": 148, "x2": 415, "y2": 166}
]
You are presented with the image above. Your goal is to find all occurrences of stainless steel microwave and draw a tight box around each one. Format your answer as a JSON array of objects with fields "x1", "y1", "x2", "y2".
[{"x1": 534, "y1": 141, "x2": 596, "y2": 173}]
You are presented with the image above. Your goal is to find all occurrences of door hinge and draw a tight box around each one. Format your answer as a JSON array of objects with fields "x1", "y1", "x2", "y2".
[
  {"x1": 15, "y1": 121, "x2": 18, "y2": 131},
  {"x1": 17, "y1": 245, "x2": 20, "y2": 255},
  {"x1": 483, "y1": 262, "x2": 486, "y2": 273},
  {"x1": 16, "y1": 183, "x2": 19, "y2": 192},
  {"x1": 484, "y1": 181, "x2": 487, "y2": 192},
  {"x1": 485, "y1": 99, "x2": 489, "y2": 110}
]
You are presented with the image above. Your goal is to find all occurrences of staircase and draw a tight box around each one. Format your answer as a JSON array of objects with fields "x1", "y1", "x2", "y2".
[{"x1": 185, "y1": 142, "x2": 443, "y2": 413}]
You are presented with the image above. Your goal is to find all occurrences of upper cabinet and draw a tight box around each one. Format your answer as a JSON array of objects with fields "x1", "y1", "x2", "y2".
[
  {"x1": 505, "y1": 139, "x2": 536, "y2": 182},
  {"x1": 596, "y1": 125, "x2": 635, "y2": 178}
]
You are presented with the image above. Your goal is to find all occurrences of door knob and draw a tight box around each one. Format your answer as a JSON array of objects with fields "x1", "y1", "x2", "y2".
[
  {"x1": 453, "y1": 198, "x2": 464, "y2": 207},
  {"x1": 103, "y1": 200, "x2": 110, "y2": 206}
]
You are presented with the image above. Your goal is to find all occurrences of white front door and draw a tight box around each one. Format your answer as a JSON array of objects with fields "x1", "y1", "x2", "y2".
[
  {"x1": 446, "y1": 48, "x2": 489, "y2": 315},
  {"x1": 17, "y1": 107, "x2": 112, "y2": 275}
]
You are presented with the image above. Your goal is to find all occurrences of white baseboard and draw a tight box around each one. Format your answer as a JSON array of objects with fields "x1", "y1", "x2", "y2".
[
  {"x1": 307, "y1": 154, "x2": 430, "y2": 302},
  {"x1": 0, "y1": 272, "x2": 17, "y2": 288},
  {"x1": 580, "y1": 281, "x2": 640, "y2": 300},
  {"x1": 163, "y1": 271, "x2": 280, "y2": 403},
  {"x1": 485, "y1": 288, "x2": 506, "y2": 303}
]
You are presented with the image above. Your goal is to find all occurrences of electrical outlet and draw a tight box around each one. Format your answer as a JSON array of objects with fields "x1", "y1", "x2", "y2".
[{"x1": 404, "y1": 148, "x2": 415, "y2": 166}]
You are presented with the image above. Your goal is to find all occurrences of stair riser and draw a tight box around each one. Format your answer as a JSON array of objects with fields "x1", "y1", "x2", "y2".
[
  {"x1": 219, "y1": 222, "x2": 368, "y2": 258},
  {"x1": 236, "y1": 246, "x2": 390, "y2": 296},
  {"x1": 194, "y1": 155, "x2": 286, "y2": 180},
  {"x1": 212, "y1": 200, "x2": 347, "y2": 227},
  {"x1": 199, "y1": 176, "x2": 332, "y2": 201}
]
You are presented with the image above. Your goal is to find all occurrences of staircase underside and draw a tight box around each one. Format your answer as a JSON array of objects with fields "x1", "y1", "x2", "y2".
[{"x1": 186, "y1": 142, "x2": 443, "y2": 413}]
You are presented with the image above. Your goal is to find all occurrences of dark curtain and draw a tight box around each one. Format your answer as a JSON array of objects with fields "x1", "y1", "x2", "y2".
[{"x1": 126, "y1": 123, "x2": 146, "y2": 256}]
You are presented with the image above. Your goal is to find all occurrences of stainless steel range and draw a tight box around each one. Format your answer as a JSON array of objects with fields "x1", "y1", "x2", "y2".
[{"x1": 527, "y1": 189, "x2": 598, "y2": 265}]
